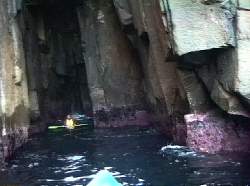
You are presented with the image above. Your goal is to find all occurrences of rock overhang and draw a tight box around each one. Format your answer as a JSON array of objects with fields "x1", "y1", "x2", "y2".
[{"x1": 162, "y1": 0, "x2": 236, "y2": 56}]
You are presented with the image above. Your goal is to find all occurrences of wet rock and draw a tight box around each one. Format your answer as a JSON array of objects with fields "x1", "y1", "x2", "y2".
[
  {"x1": 1, "y1": 126, "x2": 29, "y2": 160},
  {"x1": 95, "y1": 107, "x2": 151, "y2": 128},
  {"x1": 185, "y1": 112, "x2": 250, "y2": 153}
]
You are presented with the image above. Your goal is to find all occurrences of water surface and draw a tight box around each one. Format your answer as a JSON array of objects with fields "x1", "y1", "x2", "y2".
[{"x1": 0, "y1": 127, "x2": 250, "y2": 186}]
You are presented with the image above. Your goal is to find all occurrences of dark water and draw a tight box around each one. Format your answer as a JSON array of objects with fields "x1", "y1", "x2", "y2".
[{"x1": 0, "y1": 127, "x2": 250, "y2": 186}]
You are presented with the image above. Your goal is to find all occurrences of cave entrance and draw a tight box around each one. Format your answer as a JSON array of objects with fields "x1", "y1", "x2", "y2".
[{"x1": 22, "y1": 0, "x2": 93, "y2": 122}]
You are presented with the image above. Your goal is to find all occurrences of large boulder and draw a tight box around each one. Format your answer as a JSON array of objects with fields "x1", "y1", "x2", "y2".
[
  {"x1": 162, "y1": 0, "x2": 236, "y2": 55},
  {"x1": 185, "y1": 112, "x2": 250, "y2": 153},
  {"x1": 238, "y1": 0, "x2": 250, "y2": 9},
  {"x1": 234, "y1": 10, "x2": 250, "y2": 101}
]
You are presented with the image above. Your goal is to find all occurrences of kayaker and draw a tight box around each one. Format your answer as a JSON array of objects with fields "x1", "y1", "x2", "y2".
[{"x1": 65, "y1": 115, "x2": 76, "y2": 129}]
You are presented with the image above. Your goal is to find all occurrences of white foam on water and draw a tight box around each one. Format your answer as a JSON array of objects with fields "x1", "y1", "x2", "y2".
[
  {"x1": 62, "y1": 165, "x2": 82, "y2": 171},
  {"x1": 115, "y1": 175, "x2": 126, "y2": 178},
  {"x1": 178, "y1": 151, "x2": 197, "y2": 157},
  {"x1": 66, "y1": 155, "x2": 85, "y2": 161},
  {"x1": 65, "y1": 170, "x2": 82, "y2": 174},
  {"x1": 161, "y1": 145, "x2": 185, "y2": 151},
  {"x1": 136, "y1": 183, "x2": 144, "y2": 186},
  {"x1": 28, "y1": 162, "x2": 39, "y2": 168},
  {"x1": 63, "y1": 176, "x2": 85, "y2": 182},
  {"x1": 160, "y1": 144, "x2": 203, "y2": 158},
  {"x1": 43, "y1": 179, "x2": 59, "y2": 182},
  {"x1": 11, "y1": 165, "x2": 18, "y2": 169},
  {"x1": 104, "y1": 167, "x2": 113, "y2": 170}
]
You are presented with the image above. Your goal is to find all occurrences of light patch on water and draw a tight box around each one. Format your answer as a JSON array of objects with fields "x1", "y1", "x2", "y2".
[
  {"x1": 160, "y1": 145, "x2": 204, "y2": 158},
  {"x1": 104, "y1": 167, "x2": 113, "y2": 170},
  {"x1": 65, "y1": 170, "x2": 82, "y2": 174},
  {"x1": 11, "y1": 165, "x2": 18, "y2": 169},
  {"x1": 90, "y1": 168, "x2": 98, "y2": 173},
  {"x1": 136, "y1": 183, "x2": 144, "y2": 186},
  {"x1": 62, "y1": 164, "x2": 82, "y2": 171},
  {"x1": 28, "y1": 162, "x2": 39, "y2": 168},
  {"x1": 41, "y1": 179, "x2": 60, "y2": 182},
  {"x1": 161, "y1": 145, "x2": 185, "y2": 150},
  {"x1": 66, "y1": 155, "x2": 85, "y2": 161},
  {"x1": 63, "y1": 176, "x2": 85, "y2": 182},
  {"x1": 26, "y1": 154, "x2": 47, "y2": 161}
]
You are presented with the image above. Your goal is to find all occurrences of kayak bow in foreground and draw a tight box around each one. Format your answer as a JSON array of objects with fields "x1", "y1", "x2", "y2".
[{"x1": 87, "y1": 170, "x2": 122, "y2": 186}]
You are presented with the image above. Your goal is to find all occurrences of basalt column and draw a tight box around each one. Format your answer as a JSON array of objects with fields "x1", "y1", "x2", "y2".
[
  {"x1": 113, "y1": 0, "x2": 189, "y2": 142},
  {"x1": 0, "y1": 1, "x2": 30, "y2": 161},
  {"x1": 77, "y1": 0, "x2": 150, "y2": 127}
]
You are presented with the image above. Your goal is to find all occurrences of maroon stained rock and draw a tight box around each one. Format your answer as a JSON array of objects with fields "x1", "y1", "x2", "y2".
[{"x1": 185, "y1": 112, "x2": 250, "y2": 153}]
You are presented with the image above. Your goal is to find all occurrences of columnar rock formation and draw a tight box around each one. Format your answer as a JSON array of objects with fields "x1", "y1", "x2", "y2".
[
  {"x1": 0, "y1": 0, "x2": 30, "y2": 161},
  {"x1": 0, "y1": 0, "x2": 250, "y2": 161},
  {"x1": 77, "y1": 0, "x2": 150, "y2": 127}
]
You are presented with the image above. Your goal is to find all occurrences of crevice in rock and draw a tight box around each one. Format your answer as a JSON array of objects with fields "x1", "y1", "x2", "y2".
[{"x1": 22, "y1": 0, "x2": 93, "y2": 124}]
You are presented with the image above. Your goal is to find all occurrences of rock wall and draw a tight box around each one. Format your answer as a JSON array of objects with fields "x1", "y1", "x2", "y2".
[
  {"x1": 77, "y1": 0, "x2": 151, "y2": 127},
  {"x1": 112, "y1": 0, "x2": 189, "y2": 142},
  {"x1": 109, "y1": 0, "x2": 250, "y2": 152},
  {"x1": 1, "y1": 0, "x2": 250, "y2": 161},
  {"x1": 161, "y1": 0, "x2": 250, "y2": 153},
  {"x1": 21, "y1": 0, "x2": 93, "y2": 124},
  {"x1": 0, "y1": 0, "x2": 30, "y2": 161}
]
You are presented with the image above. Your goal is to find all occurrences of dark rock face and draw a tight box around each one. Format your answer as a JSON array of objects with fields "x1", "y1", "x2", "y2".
[
  {"x1": 77, "y1": 0, "x2": 150, "y2": 127},
  {"x1": 0, "y1": 0, "x2": 250, "y2": 161},
  {"x1": 21, "y1": 0, "x2": 93, "y2": 124},
  {"x1": 113, "y1": 0, "x2": 189, "y2": 142}
]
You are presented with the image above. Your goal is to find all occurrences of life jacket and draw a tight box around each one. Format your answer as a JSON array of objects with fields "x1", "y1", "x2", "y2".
[{"x1": 65, "y1": 119, "x2": 75, "y2": 129}]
